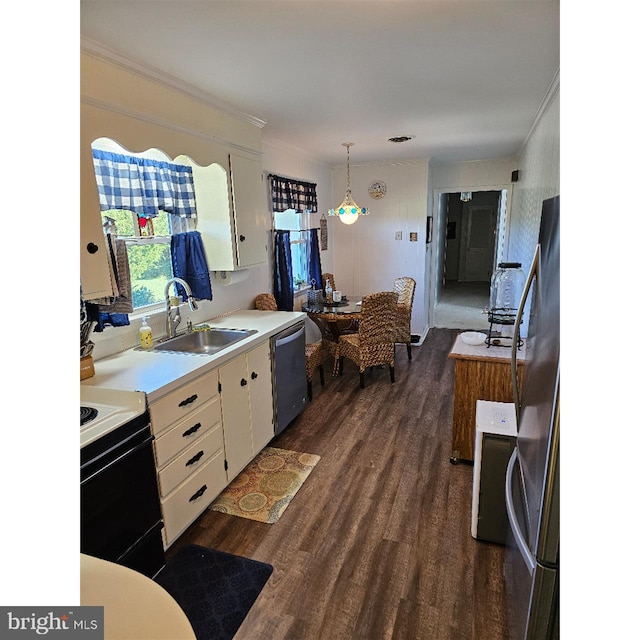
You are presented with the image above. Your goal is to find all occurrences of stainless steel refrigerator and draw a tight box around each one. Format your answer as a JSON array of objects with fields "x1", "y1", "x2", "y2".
[{"x1": 504, "y1": 195, "x2": 560, "y2": 638}]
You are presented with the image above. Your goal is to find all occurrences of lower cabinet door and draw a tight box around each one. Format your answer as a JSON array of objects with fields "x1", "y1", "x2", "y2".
[
  {"x1": 248, "y1": 341, "x2": 275, "y2": 453},
  {"x1": 160, "y1": 451, "x2": 227, "y2": 548},
  {"x1": 219, "y1": 354, "x2": 254, "y2": 480}
]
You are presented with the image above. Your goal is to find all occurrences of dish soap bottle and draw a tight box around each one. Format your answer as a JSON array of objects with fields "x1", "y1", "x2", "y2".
[
  {"x1": 139, "y1": 316, "x2": 153, "y2": 349},
  {"x1": 325, "y1": 277, "x2": 333, "y2": 302}
]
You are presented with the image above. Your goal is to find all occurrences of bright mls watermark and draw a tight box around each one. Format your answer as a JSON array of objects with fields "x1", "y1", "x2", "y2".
[{"x1": 0, "y1": 607, "x2": 103, "y2": 638}]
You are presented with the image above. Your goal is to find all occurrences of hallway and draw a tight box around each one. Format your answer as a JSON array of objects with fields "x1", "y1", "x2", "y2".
[{"x1": 433, "y1": 281, "x2": 490, "y2": 331}]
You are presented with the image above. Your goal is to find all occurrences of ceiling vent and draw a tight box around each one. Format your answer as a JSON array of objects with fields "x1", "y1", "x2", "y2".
[{"x1": 388, "y1": 135, "x2": 415, "y2": 144}]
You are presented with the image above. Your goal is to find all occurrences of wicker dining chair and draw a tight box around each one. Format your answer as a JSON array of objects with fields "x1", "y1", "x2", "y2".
[
  {"x1": 305, "y1": 341, "x2": 325, "y2": 401},
  {"x1": 338, "y1": 291, "x2": 399, "y2": 388},
  {"x1": 307, "y1": 312, "x2": 342, "y2": 376},
  {"x1": 256, "y1": 292, "x2": 325, "y2": 399},
  {"x1": 393, "y1": 276, "x2": 416, "y2": 360},
  {"x1": 255, "y1": 293, "x2": 278, "y2": 311},
  {"x1": 322, "y1": 272, "x2": 357, "y2": 336}
]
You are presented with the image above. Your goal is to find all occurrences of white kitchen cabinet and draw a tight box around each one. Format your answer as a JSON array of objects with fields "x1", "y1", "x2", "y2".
[
  {"x1": 176, "y1": 152, "x2": 268, "y2": 272},
  {"x1": 229, "y1": 153, "x2": 269, "y2": 269},
  {"x1": 80, "y1": 125, "x2": 113, "y2": 300},
  {"x1": 247, "y1": 341, "x2": 276, "y2": 452},
  {"x1": 148, "y1": 370, "x2": 227, "y2": 548},
  {"x1": 218, "y1": 340, "x2": 274, "y2": 480}
]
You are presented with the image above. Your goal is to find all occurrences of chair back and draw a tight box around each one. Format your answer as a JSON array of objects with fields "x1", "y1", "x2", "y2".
[
  {"x1": 255, "y1": 293, "x2": 278, "y2": 311},
  {"x1": 393, "y1": 277, "x2": 416, "y2": 309},
  {"x1": 358, "y1": 291, "x2": 399, "y2": 345}
]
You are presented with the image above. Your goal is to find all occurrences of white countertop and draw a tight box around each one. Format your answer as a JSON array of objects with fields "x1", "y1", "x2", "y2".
[
  {"x1": 449, "y1": 333, "x2": 527, "y2": 363},
  {"x1": 82, "y1": 310, "x2": 306, "y2": 402}
]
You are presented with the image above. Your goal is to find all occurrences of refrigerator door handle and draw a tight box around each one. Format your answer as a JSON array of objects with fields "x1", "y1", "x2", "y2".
[
  {"x1": 505, "y1": 448, "x2": 536, "y2": 576},
  {"x1": 511, "y1": 244, "x2": 540, "y2": 424}
]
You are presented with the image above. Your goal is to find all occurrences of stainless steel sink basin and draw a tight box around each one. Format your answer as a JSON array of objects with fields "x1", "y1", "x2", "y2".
[{"x1": 150, "y1": 328, "x2": 257, "y2": 355}]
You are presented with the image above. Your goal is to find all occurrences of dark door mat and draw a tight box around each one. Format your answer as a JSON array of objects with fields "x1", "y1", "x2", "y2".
[{"x1": 154, "y1": 544, "x2": 273, "y2": 640}]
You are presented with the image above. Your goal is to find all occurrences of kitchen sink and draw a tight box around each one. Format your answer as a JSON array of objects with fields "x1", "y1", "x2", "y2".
[{"x1": 148, "y1": 328, "x2": 258, "y2": 355}]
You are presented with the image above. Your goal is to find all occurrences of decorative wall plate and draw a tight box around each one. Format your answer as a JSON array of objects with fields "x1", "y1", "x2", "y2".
[{"x1": 368, "y1": 180, "x2": 387, "y2": 199}]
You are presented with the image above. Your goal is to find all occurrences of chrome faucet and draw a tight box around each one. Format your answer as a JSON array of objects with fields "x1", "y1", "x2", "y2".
[{"x1": 164, "y1": 278, "x2": 198, "y2": 338}]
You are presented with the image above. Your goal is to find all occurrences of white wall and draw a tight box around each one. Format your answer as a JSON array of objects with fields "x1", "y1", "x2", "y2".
[
  {"x1": 509, "y1": 83, "x2": 560, "y2": 271},
  {"x1": 330, "y1": 160, "x2": 429, "y2": 338}
]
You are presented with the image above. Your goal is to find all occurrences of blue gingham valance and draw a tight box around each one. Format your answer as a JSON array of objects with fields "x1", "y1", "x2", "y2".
[
  {"x1": 92, "y1": 149, "x2": 197, "y2": 218},
  {"x1": 269, "y1": 174, "x2": 318, "y2": 213}
]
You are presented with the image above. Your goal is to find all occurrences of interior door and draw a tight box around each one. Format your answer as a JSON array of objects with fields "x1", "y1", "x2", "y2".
[{"x1": 460, "y1": 205, "x2": 496, "y2": 281}]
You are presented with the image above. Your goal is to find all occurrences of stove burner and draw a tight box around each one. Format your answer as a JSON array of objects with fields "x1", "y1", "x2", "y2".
[{"x1": 81, "y1": 406, "x2": 99, "y2": 426}]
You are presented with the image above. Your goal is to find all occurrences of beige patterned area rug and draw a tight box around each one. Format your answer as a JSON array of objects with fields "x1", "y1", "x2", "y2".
[{"x1": 208, "y1": 447, "x2": 321, "y2": 524}]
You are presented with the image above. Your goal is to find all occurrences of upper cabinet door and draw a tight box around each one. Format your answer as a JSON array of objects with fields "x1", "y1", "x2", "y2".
[
  {"x1": 80, "y1": 113, "x2": 114, "y2": 300},
  {"x1": 229, "y1": 153, "x2": 268, "y2": 269},
  {"x1": 179, "y1": 152, "x2": 268, "y2": 272}
]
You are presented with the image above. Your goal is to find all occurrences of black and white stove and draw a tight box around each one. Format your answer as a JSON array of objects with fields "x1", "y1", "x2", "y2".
[{"x1": 80, "y1": 386, "x2": 147, "y2": 448}]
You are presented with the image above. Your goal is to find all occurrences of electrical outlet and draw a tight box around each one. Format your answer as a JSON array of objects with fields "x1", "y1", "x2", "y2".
[{"x1": 395, "y1": 231, "x2": 402, "y2": 240}]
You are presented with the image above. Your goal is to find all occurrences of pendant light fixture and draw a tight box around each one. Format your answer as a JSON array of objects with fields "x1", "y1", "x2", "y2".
[{"x1": 328, "y1": 142, "x2": 368, "y2": 225}]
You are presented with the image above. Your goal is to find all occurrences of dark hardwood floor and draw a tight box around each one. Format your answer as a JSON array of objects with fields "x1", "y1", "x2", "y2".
[{"x1": 168, "y1": 328, "x2": 509, "y2": 639}]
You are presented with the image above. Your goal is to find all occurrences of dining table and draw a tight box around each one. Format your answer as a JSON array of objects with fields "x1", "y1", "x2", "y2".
[{"x1": 302, "y1": 297, "x2": 361, "y2": 374}]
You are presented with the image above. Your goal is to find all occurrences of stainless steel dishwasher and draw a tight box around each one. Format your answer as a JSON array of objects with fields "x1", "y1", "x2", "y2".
[{"x1": 272, "y1": 321, "x2": 307, "y2": 435}]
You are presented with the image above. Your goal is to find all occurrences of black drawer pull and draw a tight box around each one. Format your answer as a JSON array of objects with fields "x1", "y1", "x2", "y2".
[
  {"x1": 87, "y1": 242, "x2": 99, "y2": 254},
  {"x1": 240, "y1": 378, "x2": 248, "y2": 387},
  {"x1": 182, "y1": 422, "x2": 202, "y2": 438},
  {"x1": 189, "y1": 484, "x2": 208, "y2": 502},
  {"x1": 239, "y1": 234, "x2": 246, "y2": 242},
  {"x1": 251, "y1": 371, "x2": 258, "y2": 380},
  {"x1": 185, "y1": 450, "x2": 205, "y2": 467},
  {"x1": 178, "y1": 394, "x2": 198, "y2": 407}
]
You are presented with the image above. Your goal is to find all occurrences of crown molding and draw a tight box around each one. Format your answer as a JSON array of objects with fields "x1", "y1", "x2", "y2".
[
  {"x1": 520, "y1": 68, "x2": 560, "y2": 154},
  {"x1": 81, "y1": 36, "x2": 266, "y2": 130}
]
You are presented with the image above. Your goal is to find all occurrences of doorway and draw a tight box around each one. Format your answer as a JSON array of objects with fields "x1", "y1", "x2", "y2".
[{"x1": 431, "y1": 189, "x2": 509, "y2": 330}]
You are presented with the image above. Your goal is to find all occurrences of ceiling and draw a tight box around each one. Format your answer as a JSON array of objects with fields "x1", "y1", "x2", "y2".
[{"x1": 80, "y1": 0, "x2": 559, "y2": 167}]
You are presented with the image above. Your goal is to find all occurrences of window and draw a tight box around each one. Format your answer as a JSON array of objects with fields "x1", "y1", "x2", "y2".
[
  {"x1": 269, "y1": 173, "x2": 319, "y2": 292},
  {"x1": 273, "y1": 209, "x2": 313, "y2": 290},
  {"x1": 91, "y1": 139, "x2": 196, "y2": 311},
  {"x1": 101, "y1": 209, "x2": 185, "y2": 309}
]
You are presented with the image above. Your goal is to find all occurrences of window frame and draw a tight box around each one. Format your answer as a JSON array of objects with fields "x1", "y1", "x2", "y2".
[
  {"x1": 273, "y1": 208, "x2": 314, "y2": 293},
  {"x1": 101, "y1": 208, "x2": 195, "y2": 314}
]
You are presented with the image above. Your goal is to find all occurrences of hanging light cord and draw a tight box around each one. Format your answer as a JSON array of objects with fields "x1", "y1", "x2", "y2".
[{"x1": 345, "y1": 142, "x2": 352, "y2": 192}]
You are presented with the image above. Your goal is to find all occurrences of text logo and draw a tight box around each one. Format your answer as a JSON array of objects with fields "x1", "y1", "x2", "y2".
[{"x1": 0, "y1": 607, "x2": 103, "y2": 639}]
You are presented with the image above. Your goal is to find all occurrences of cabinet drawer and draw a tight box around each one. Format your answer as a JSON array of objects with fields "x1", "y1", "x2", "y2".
[
  {"x1": 153, "y1": 398, "x2": 221, "y2": 468},
  {"x1": 149, "y1": 373, "x2": 218, "y2": 437},
  {"x1": 157, "y1": 425, "x2": 224, "y2": 497},
  {"x1": 161, "y1": 452, "x2": 227, "y2": 548}
]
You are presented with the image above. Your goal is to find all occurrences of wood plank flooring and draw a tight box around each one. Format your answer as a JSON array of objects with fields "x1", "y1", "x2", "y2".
[{"x1": 167, "y1": 328, "x2": 509, "y2": 639}]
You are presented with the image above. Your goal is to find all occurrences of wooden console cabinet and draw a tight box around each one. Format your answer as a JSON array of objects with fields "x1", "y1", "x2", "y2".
[{"x1": 448, "y1": 335, "x2": 525, "y2": 463}]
